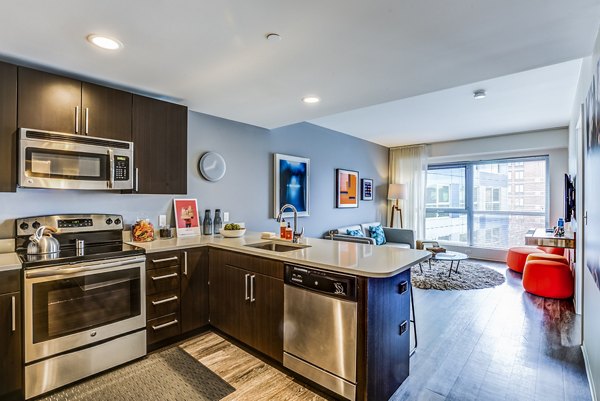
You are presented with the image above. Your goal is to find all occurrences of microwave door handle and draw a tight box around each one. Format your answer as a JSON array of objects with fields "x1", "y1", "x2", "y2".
[{"x1": 108, "y1": 149, "x2": 114, "y2": 189}]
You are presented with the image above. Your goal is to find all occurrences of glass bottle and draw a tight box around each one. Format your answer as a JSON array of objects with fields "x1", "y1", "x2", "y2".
[
  {"x1": 214, "y1": 209, "x2": 223, "y2": 234},
  {"x1": 203, "y1": 209, "x2": 213, "y2": 235}
]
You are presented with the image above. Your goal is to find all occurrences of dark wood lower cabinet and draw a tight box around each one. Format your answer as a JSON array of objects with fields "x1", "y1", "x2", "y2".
[
  {"x1": 0, "y1": 285, "x2": 21, "y2": 400},
  {"x1": 209, "y1": 249, "x2": 284, "y2": 363},
  {"x1": 181, "y1": 248, "x2": 209, "y2": 333}
]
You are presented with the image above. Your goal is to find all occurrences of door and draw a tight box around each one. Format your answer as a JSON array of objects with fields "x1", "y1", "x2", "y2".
[
  {"x1": 248, "y1": 272, "x2": 283, "y2": 362},
  {"x1": 0, "y1": 292, "x2": 21, "y2": 398},
  {"x1": 208, "y1": 262, "x2": 251, "y2": 342},
  {"x1": 0, "y1": 61, "x2": 17, "y2": 192},
  {"x1": 132, "y1": 95, "x2": 187, "y2": 194},
  {"x1": 181, "y1": 248, "x2": 209, "y2": 333},
  {"x1": 81, "y1": 82, "x2": 132, "y2": 141},
  {"x1": 18, "y1": 67, "x2": 82, "y2": 134}
]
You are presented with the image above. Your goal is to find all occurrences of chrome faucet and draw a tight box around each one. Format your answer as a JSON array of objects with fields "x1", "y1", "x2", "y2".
[{"x1": 276, "y1": 204, "x2": 304, "y2": 243}]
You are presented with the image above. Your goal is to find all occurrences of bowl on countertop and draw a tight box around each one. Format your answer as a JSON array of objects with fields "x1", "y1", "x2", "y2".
[{"x1": 219, "y1": 228, "x2": 246, "y2": 238}]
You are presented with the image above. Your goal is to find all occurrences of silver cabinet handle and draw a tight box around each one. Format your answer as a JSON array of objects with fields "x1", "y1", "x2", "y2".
[
  {"x1": 151, "y1": 256, "x2": 178, "y2": 264},
  {"x1": 250, "y1": 274, "x2": 256, "y2": 303},
  {"x1": 108, "y1": 148, "x2": 114, "y2": 189},
  {"x1": 183, "y1": 251, "x2": 188, "y2": 276},
  {"x1": 75, "y1": 106, "x2": 80, "y2": 133},
  {"x1": 151, "y1": 272, "x2": 178, "y2": 281},
  {"x1": 85, "y1": 107, "x2": 89, "y2": 134},
  {"x1": 245, "y1": 273, "x2": 250, "y2": 301},
  {"x1": 135, "y1": 168, "x2": 139, "y2": 192},
  {"x1": 151, "y1": 295, "x2": 178, "y2": 306},
  {"x1": 152, "y1": 319, "x2": 178, "y2": 331},
  {"x1": 11, "y1": 296, "x2": 15, "y2": 332}
]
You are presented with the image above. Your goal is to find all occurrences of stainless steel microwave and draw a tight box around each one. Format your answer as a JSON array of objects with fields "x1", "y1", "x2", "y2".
[{"x1": 19, "y1": 128, "x2": 134, "y2": 191}]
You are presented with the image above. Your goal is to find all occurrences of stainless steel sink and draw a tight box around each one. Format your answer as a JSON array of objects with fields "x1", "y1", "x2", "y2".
[{"x1": 244, "y1": 241, "x2": 311, "y2": 252}]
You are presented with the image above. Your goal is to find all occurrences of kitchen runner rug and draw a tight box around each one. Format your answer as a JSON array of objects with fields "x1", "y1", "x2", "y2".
[
  {"x1": 38, "y1": 347, "x2": 235, "y2": 401},
  {"x1": 411, "y1": 259, "x2": 505, "y2": 290}
]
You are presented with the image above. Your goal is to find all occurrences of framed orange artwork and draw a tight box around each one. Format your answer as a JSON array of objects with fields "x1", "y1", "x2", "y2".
[{"x1": 336, "y1": 168, "x2": 359, "y2": 208}]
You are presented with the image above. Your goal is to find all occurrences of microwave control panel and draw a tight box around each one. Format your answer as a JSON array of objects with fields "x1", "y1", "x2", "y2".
[{"x1": 114, "y1": 156, "x2": 130, "y2": 181}]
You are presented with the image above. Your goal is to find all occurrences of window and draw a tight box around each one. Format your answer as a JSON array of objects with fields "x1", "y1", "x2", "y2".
[{"x1": 425, "y1": 157, "x2": 548, "y2": 249}]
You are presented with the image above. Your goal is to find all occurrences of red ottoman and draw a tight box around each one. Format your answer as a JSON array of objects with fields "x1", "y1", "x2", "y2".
[
  {"x1": 506, "y1": 247, "x2": 540, "y2": 273},
  {"x1": 537, "y1": 246, "x2": 565, "y2": 256},
  {"x1": 522, "y1": 260, "x2": 574, "y2": 299},
  {"x1": 526, "y1": 253, "x2": 569, "y2": 265}
]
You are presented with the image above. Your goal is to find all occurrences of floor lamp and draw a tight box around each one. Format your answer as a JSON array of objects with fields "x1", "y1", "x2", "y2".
[{"x1": 388, "y1": 183, "x2": 407, "y2": 228}]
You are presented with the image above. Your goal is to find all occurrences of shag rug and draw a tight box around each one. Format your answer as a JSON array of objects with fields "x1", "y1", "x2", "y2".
[
  {"x1": 411, "y1": 259, "x2": 505, "y2": 290},
  {"x1": 39, "y1": 347, "x2": 235, "y2": 401}
]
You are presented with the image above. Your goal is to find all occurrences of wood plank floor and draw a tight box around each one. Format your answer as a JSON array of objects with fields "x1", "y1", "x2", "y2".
[{"x1": 179, "y1": 260, "x2": 591, "y2": 401}]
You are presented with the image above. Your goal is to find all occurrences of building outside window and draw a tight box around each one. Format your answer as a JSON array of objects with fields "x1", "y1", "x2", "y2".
[{"x1": 425, "y1": 156, "x2": 548, "y2": 249}]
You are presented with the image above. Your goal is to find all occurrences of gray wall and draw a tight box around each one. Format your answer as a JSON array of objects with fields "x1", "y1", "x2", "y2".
[
  {"x1": 0, "y1": 112, "x2": 389, "y2": 239},
  {"x1": 569, "y1": 26, "x2": 600, "y2": 401}
]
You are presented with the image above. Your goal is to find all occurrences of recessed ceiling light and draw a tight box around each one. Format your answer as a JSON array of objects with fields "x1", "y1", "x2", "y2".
[
  {"x1": 87, "y1": 34, "x2": 123, "y2": 50},
  {"x1": 265, "y1": 33, "x2": 281, "y2": 42},
  {"x1": 302, "y1": 96, "x2": 320, "y2": 104},
  {"x1": 473, "y1": 89, "x2": 486, "y2": 99}
]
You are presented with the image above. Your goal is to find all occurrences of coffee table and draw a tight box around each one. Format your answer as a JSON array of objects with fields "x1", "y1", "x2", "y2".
[{"x1": 428, "y1": 251, "x2": 469, "y2": 277}]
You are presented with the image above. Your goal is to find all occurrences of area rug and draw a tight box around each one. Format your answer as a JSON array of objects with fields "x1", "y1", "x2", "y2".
[
  {"x1": 39, "y1": 347, "x2": 235, "y2": 401},
  {"x1": 411, "y1": 259, "x2": 505, "y2": 290}
]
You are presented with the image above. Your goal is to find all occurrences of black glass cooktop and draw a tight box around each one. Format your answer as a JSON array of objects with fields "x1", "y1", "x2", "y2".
[{"x1": 18, "y1": 242, "x2": 145, "y2": 269}]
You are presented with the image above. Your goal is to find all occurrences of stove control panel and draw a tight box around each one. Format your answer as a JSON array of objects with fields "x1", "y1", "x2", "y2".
[
  {"x1": 16, "y1": 214, "x2": 125, "y2": 236},
  {"x1": 58, "y1": 219, "x2": 93, "y2": 229}
]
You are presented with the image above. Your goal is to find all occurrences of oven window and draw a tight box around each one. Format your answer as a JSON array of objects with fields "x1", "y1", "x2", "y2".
[
  {"x1": 32, "y1": 267, "x2": 141, "y2": 343},
  {"x1": 26, "y1": 148, "x2": 108, "y2": 180}
]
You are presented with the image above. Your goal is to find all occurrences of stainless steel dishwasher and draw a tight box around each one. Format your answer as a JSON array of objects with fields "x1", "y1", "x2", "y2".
[{"x1": 283, "y1": 264, "x2": 357, "y2": 401}]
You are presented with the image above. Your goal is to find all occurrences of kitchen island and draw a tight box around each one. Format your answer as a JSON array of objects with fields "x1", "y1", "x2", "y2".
[{"x1": 129, "y1": 232, "x2": 430, "y2": 401}]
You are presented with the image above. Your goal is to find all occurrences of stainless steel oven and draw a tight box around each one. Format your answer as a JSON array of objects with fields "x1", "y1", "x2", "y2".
[
  {"x1": 23, "y1": 255, "x2": 146, "y2": 399},
  {"x1": 19, "y1": 128, "x2": 134, "y2": 190}
]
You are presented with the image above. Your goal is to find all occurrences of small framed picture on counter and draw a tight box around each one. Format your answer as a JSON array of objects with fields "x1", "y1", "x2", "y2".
[{"x1": 173, "y1": 198, "x2": 201, "y2": 237}]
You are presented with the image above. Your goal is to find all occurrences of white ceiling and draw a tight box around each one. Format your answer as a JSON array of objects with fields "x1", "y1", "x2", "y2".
[
  {"x1": 0, "y1": 1, "x2": 599, "y2": 145},
  {"x1": 310, "y1": 59, "x2": 583, "y2": 146}
]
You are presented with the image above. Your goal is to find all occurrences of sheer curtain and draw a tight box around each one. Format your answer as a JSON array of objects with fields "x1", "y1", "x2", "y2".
[{"x1": 389, "y1": 145, "x2": 428, "y2": 240}]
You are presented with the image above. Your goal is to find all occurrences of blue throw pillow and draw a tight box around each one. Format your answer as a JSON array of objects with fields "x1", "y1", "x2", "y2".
[
  {"x1": 346, "y1": 228, "x2": 365, "y2": 237},
  {"x1": 369, "y1": 225, "x2": 386, "y2": 245}
]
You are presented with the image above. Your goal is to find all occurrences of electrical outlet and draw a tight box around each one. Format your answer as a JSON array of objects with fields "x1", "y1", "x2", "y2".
[
  {"x1": 158, "y1": 214, "x2": 166, "y2": 227},
  {"x1": 223, "y1": 212, "x2": 230, "y2": 222}
]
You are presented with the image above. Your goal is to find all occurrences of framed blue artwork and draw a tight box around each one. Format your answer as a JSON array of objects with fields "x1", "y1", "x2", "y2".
[{"x1": 274, "y1": 153, "x2": 310, "y2": 218}]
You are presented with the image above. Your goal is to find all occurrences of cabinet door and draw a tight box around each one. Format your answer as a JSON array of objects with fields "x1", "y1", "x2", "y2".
[
  {"x1": 81, "y1": 82, "x2": 132, "y2": 141},
  {"x1": 18, "y1": 67, "x2": 81, "y2": 134},
  {"x1": 0, "y1": 61, "x2": 17, "y2": 193},
  {"x1": 248, "y1": 273, "x2": 283, "y2": 362},
  {"x1": 181, "y1": 248, "x2": 209, "y2": 333},
  {"x1": 208, "y1": 262, "x2": 251, "y2": 342},
  {"x1": 0, "y1": 292, "x2": 21, "y2": 398},
  {"x1": 132, "y1": 95, "x2": 187, "y2": 194}
]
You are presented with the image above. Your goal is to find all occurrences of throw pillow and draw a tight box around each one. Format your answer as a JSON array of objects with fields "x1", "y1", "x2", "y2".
[
  {"x1": 369, "y1": 225, "x2": 387, "y2": 245},
  {"x1": 346, "y1": 228, "x2": 365, "y2": 237}
]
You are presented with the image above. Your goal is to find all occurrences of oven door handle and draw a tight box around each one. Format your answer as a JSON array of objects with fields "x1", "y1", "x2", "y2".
[{"x1": 25, "y1": 256, "x2": 146, "y2": 278}]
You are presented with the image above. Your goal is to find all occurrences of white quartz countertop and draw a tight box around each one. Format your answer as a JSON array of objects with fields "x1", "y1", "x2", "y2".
[
  {"x1": 0, "y1": 252, "x2": 22, "y2": 272},
  {"x1": 127, "y1": 232, "x2": 431, "y2": 278}
]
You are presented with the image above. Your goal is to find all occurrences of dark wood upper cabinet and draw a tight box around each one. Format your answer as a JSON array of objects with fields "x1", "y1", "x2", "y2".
[
  {"x1": 0, "y1": 61, "x2": 17, "y2": 193},
  {"x1": 18, "y1": 67, "x2": 133, "y2": 142},
  {"x1": 132, "y1": 95, "x2": 187, "y2": 194},
  {"x1": 18, "y1": 67, "x2": 81, "y2": 134},
  {"x1": 181, "y1": 248, "x2": 209, "y2": 333},
  {"x1": 81, "y1": 82, "x2": 132, "y2": 141}
]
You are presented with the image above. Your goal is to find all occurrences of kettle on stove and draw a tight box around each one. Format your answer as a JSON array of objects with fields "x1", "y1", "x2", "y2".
[{"x1": 27, "y1": 226, "x2": 60, "y2": 255}]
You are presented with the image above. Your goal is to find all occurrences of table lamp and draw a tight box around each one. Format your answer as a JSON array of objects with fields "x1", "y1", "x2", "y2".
[{"x1": 388, "y1": 183, "x2": 407, "y2": 228}]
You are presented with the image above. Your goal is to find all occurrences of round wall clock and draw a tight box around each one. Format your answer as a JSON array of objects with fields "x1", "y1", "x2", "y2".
[{"x1": 198, "y1": 151, "x2": 226, "y2": 182}]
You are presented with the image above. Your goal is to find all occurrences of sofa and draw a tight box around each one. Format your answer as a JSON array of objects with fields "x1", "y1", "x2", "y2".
[{"x1": 324, "y1": 221, "x2": 415, "y2": 249}]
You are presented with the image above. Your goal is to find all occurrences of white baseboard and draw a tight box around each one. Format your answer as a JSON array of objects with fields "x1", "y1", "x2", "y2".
[{"x1": 582, "y1": 344, "x2": 598, "y2": 401}]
